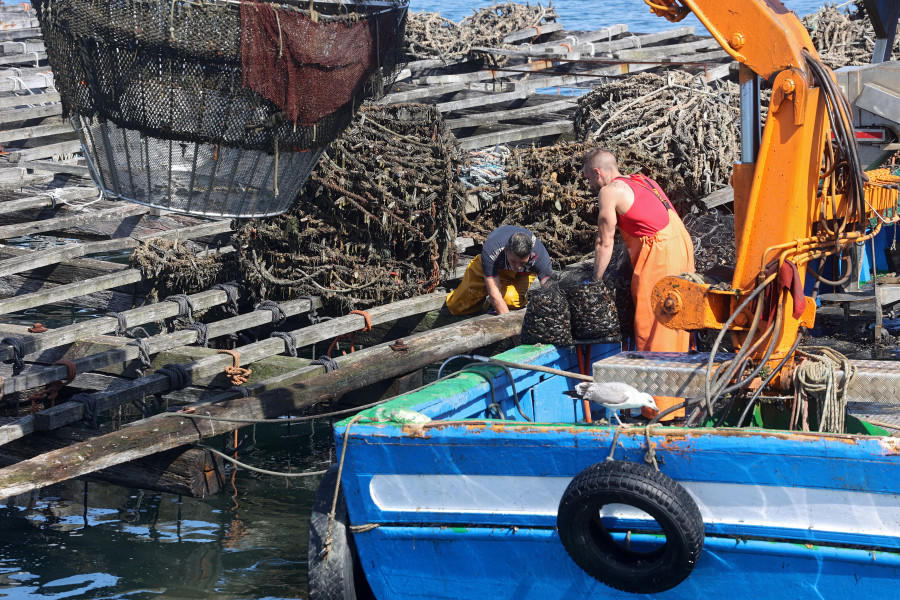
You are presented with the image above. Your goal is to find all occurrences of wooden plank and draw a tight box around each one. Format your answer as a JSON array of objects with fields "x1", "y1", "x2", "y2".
[
  {"x1": 447, "y1": 97, "x2": 576, "y2": 129},
  {"x1": 0, "y1": 285, "x2": 291, "y2": 364},
  {"x1": 0, "y1": 51, "x2": 45, "y2": 66},
  {"x1": 614, "y1": 37, "x2": 720, "y2": 60},
  {"x1": 702, "y1": 186, "x2": 733, "y2": 209},
  {"x1": 0, "y1": 266, "x2": 144, "y2": 315},
  {"x1": 0, "y1": 73, "x2": 54, "y2": 94},
  {"x1": 17, "y1": 159, "x2": 89, "y2": 177},
  {"x1": 406, "y1": 56, "x2": 473, "y2": 74},
  {"x1": 437, "y1": 89, "x2": 528, "y2": 113},
  {"x1": 458, "y1": 119, "x2": 572, "y2": 150},
  {"x1": 0, "y1": 185, "x2": 96, "y2": 215},
  {"x1": 474, "y1": 26, "x2": 695, "y2": 59},
  {"x1": 0, "y1": 102, "x2": 60, "y2": 124},
  {"x1": 0, "y1": 90, "x2": 59, "y2": 109},
  {"x1": 0, "y1": 165, "x2": 52, "y2": 189},
  {"x1": 0, "y1": 218, "x2": 232, "y2": 278},
  {"x1": 0, "y1": 40, "x2": 43, "y2": 53},
  {"x1": 27, "y1": 291, "x2": 452, "y2": 433},
  {"x1": 415, "y1": 60, "x2": 555, "y2": 86},
  {"x1": 0, "y1": 202, "x2": 148, "y2": 240},
  {"x1": 0, "y1": 310, "x2": 525, "y2": 499},
  {"x1": 5, "y1": 296, "x2": 319, "y2": 398},
  {"x1": 501, "y1": 21, "x2": 563, "y2": 43},
  {"x1": 7, "y1": 139, "x2": 82, "y2": 162},
  {"x1": 0, "y1": 27, "x2": 40, "y2": 41},
  {"x1": 382, "y1": 80, "x2": 513, "y2": 104},
  {"x1": 0, "y1": 429, "x2": 225, "y2": 497},
  {"x1": 0, "y1": 121, "x2": 74, "y2": 143}
]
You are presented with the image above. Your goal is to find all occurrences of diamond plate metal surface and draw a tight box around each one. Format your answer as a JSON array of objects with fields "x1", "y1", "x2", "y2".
[{"x1": 592, "y1": 352, "x2": 900, "y2": 405}]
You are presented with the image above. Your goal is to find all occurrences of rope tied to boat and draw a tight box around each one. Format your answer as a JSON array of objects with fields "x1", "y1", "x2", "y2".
[
  {"x1": 323, "y1": 412, "x2": 365, "y2": 560},
  {"x1": 28, "y1": 358, "x2": 77, "y2": 412},
  {"x1": 270, "y1": 331, "x2": 298, "y2": 357},
  {"x1": 216, "y1": 350, "x2": 252, "y2": 386},
  {"x1": 256, "y1": 300, "x2": 287, "y2": 327},
  {"x1": 211, "y1": 282, "x2": 241, "y2": 316},
  {"x1": 2, "y1": 337, "x2": 26, "y2": 376},
  {"x1": 795, "y1": 347, "x2": 856, "y2": 434},
  {"x1": 644, "y1": 424, "x2": 660, "y2": 471}
]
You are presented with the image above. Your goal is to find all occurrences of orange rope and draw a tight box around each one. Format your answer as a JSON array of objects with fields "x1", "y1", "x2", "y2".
[
  {"x1": 327, "y1": 310, "x2": 373, "y2": 357},
  {"x1": 29, "y1": 359, "x2": 76, "y2": 412},
  {"x1": 216, "y1": 350, "x2": 252, "y2": 386}
]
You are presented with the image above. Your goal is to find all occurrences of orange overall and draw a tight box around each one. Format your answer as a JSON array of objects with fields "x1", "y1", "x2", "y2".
[
  {"x1": 617, "y1": 176, "x2": 695, "y2": 419},
  {"x1": 445, "y1": 255, "x2": 535, "y2": 315}
]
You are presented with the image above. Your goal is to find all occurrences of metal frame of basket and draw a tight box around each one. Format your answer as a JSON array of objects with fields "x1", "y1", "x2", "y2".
[{"x1": 36, "y1": 0, "x2": 408, "y2": 218}]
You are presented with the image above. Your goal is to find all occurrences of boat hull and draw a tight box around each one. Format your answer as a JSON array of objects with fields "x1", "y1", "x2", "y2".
[{"x1": 330, "y1": 344, "x2": 900, "y2": 599}]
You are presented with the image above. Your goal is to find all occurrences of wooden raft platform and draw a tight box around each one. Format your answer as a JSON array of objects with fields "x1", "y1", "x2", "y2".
[{"x1": 0, "y1": 8, "x2": 738, "y2": 501}]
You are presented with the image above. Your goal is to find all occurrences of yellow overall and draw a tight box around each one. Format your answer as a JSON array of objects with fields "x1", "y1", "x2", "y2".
[{"x1": 445, "y1": 255, "x2": 535, "y2": 315}]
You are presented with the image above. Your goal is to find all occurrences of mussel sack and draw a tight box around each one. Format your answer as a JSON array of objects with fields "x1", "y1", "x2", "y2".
[
  {"x1": 520, "y1": 277, "x2": 573, "y2": 346},
  {"x1": 565, "y1": 279, "x2": 621, "y2": 341}
]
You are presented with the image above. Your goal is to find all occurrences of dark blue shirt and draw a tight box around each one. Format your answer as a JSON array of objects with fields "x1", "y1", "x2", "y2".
[{"x1": 481, "y1": 226, "x2": 552, "y2": 280}]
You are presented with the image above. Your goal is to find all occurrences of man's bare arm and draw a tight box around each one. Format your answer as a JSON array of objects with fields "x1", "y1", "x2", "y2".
[
  {"x1": 593, "y1": 186, "x2": 620, "y2": 281},
  {"x1": 484, "y1": 275, "x2": 509, "y2": 314}
]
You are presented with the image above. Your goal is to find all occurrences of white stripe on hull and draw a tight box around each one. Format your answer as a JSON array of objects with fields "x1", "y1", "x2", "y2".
[{"x1": 369, "y1": 474, "x2": 900, "y2": 538}]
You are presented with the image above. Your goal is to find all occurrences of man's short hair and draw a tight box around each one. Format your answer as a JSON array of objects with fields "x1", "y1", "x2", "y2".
[
  {"x1": 507, "y1": 232, "x2": 534, "y2": 258},
  {"x1": 583, "y1": 147, "x2": 618, "y2": 172}
]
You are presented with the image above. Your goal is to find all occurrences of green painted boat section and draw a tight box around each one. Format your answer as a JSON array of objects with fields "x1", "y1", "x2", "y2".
[{"x1": 336, "y1": 344, "x2": 558, "y2": 427}]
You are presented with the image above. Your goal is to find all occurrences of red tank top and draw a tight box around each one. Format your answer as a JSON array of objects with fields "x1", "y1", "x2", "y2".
[{"x1": 614, "y1": 175, "x2": 671, "y2": 238}]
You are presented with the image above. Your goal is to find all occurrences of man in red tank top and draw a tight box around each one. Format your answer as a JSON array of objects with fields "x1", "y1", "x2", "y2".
[{"x1": 582, "y1": 148, "x2": 695, "y2": 420}]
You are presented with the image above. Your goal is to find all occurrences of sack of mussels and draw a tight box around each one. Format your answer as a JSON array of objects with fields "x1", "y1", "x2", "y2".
[
  {"x1": 561, "y1": 246, "x2": 635, "y2": 343},
  {"x1": 520, "y1": 275, "x2": 574, "y2": 346}
]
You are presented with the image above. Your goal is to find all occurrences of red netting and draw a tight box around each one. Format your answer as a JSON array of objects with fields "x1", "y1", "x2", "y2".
[{"x1": 241, "y1": 1, "x2": 398, "y2": 126}]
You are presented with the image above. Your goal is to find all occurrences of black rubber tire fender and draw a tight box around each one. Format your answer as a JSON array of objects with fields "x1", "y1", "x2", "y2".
[
  {"x1": 557, "y1": 460, "x2": 705, "y2": 594},
  {"x1": 308, "y1": 465, "x2": 374, "y2": 600}
]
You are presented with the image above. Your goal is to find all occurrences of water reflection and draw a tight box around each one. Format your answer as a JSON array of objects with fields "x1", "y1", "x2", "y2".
[{"x1": 0, "y1": 420, "x2": 335, "y2": 599}]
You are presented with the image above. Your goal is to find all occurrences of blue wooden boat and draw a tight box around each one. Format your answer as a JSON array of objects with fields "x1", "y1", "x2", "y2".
[{"x1": 308, "y1": 342, "x2": 900, "y2": 599}]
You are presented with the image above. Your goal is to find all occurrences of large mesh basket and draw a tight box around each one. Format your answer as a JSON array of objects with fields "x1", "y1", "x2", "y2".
[{"x1": 36, "y1": 0, "x2": 408, "y2": 218}]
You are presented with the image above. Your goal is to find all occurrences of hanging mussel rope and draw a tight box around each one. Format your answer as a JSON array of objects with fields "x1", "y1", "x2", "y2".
[
  {"x1": 34, "y1": 0, "x2": 408, "y2": 218},
  {"x1": 574, "y1": 71, "x2": 740, "y2": 205},
  {"x1": 404, "y1": 2, "x2": 558, "y2": 61},
  {"x1": 231, "y1": 103, "x2": 467, "y2": 309},
  {"x1": 460, "y1": 141, "x2": 685, "y2": 262},
  {"x1": 801, "y1": 4, "x2": 894, "y2": 69}
]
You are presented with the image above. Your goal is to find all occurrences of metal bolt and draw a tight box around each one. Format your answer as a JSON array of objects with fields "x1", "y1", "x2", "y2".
[
  {"x1": 781, "y1": 78, "x2": 796, "y2": 95},
  {"x1": 729, "y1": 32, "x2": 745, "y2": 50}
]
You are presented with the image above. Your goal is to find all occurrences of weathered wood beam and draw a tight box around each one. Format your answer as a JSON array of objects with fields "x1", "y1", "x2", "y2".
[
  {"x1": 0, "y1": 246, "x2": 232, "y2": 315},
  {"x1": 0, "y1": 90, "x2": 59, "y2": 109},
  {"x1": 17, "y1": 159, "x2": 90, "y2": 177},
  {"x1": 474, "y1": 26, "x2": 694, "y2": 59},
  {"x1": 0, "y1": 219, "x2": 232, "y2": 278},
  {"x1": 459, "y1": 119, "x2": 572, "y2": 150},
  {"x1": 0, "y1": 285, "x2": 265, "y2": 363},
  {"x1": 0, "y1": 184, "x2": 95, "y2": 215},
  {"x1": 0, "y1": 51, "x2": 46, "y2": 66},
  {"x1": 0, "y1": 202, "x2": 148, "y2": 240},
  {"x1": 447, "y1": 97, "x2": 576, "y2": 129},
  {"x1": 7, "y1": 139, "x2": 83, "y2": 162},
  {"x1": 0, "y1": 121, "x2": 74, "y2": 144},
  {"x1": 0, "y1": 310, "x2": 524, "y2": 499},
  {"x1": 501, "y1": 21, "x2": 563, "y2": 44},
  {"x1": 25, "y1": 292, "x2": 450, "y2": 435},
  {"x1": 0, "y1": 27, "x2": 41, "y2": 42},
  {"x1": 0, "y1": 428, "x2": 225, "y2": 497},
  {"x1": 614, "y1": 37, "x2": 720, "y2": 61},
  {"x1": 5, "y1": 295, "x2": 318, "y2": 397}
]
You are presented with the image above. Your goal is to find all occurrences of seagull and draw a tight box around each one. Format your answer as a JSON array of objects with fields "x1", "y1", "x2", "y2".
[{"x1": 564, "y1": 382, "x2": 658, "y2": 425}]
